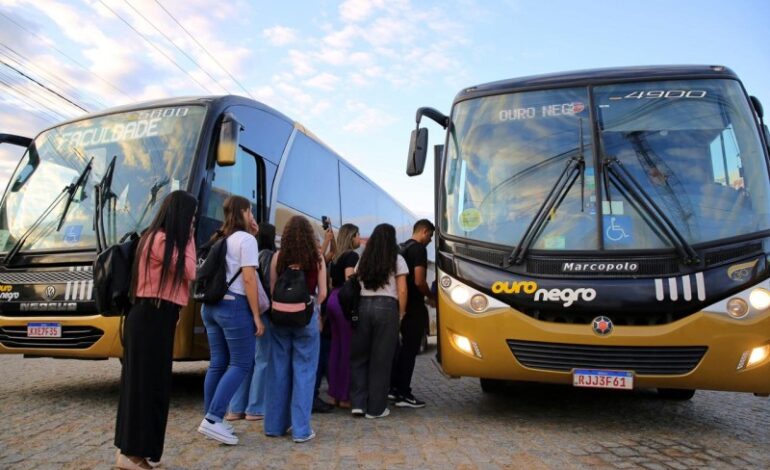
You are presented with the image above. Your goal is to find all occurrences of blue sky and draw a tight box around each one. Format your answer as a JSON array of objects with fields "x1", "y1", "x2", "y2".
[{"x1": 0, "y1": 0, "x2": 768, "y2": 217}]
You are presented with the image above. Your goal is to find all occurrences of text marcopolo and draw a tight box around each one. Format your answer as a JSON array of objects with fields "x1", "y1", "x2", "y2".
[{"x1": 562, "y1": 261, "x2": 639, "y2": 273}]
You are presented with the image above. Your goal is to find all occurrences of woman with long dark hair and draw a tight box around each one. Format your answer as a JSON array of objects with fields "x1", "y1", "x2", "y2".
[
  {"x1": 325, "y1": 223, "x2": 361, "y2": 407},
  {"x1": 264, "y1": 215, "x2": 327, "y2": 443},
  {"x1": 114, "y1": 190, "x2": 197, "y2": 470},
  {"x1": 350, "y1": 223, "x2": 408, "y2": 419},
  {"x1": 197, "y1": 195, "x2": 265, "y2": 446}
]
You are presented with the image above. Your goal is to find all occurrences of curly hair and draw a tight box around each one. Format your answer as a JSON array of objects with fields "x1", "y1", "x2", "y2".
[
  {"x1": 276, "y1": 215, "x2": 321, "y2": 273},
  {"x1": 357, "y1": 223, "x2": 398, "y2": 291}
]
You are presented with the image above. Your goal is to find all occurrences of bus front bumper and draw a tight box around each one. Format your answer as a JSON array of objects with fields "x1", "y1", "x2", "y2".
[
  {"x1": 438, "y1": 296, "x2": 770, "y2": 395},
  {"x1": 0, "y1": 315, "x2": 123, "y2": 359}
]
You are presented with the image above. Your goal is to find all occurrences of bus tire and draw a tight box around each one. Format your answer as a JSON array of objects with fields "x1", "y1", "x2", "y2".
[
  {"x1": 480, "y1": 378, "x2": 506, "y2": 393},
  {"x1": 657, "y1": 388, "x2": 696, "y2": 400}
]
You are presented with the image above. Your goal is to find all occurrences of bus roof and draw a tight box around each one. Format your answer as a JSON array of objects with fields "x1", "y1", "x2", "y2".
[
  {"x1": 46, "y1": 95, "x2": 294, "y2": 131},
  {"x1": 34, "y1": 94, "x2": 418, "y2": 222},
  {"x1": 455, "y1": 65, "x2": 739, "y2": 102}
]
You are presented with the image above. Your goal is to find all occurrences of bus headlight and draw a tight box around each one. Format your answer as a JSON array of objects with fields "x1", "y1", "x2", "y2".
[
  {"x1": 737, "y1": 344, "x2": 770, "y2": 370},
  {"x1": 450, "y1": 286, "x2": 470, "y2": 305},
  {"x1": 726, "y1": 298, "x2": 749, "y2": 319},
  {"x1": 451, "y1": 333, "x2": 482, "y2": 358},
  {"x1": 749, "y1": 288, "x2": 770, "y2": 310},
  {"x1": 748, "y1": 345, "x2": 770, "y2": 367},
  {"x1": 469, "y1": 294, "x2": 488, "y2": 312},
  {"x1": 438, "y1": 269, "x2": 508, "y2": 315}
]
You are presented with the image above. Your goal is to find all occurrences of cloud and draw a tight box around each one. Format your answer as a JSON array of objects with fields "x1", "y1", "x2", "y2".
[
  {"x1": 304, "y1": 72, "x2": 339, "y2": 91},
  {"x1": 339, "y1": 0, "x2": 382, "y2": 23},
  {"x1": 263, "y1": 26, "x2": 298, "y2": 46},
  {"x1": 343, "y1": 101, "x2": 396, "y2": 133}
]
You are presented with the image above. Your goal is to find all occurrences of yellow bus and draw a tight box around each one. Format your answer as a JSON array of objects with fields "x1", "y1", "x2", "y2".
[
  {"x1": 0, "y1": 95, "x2": 415, "y2": 360},
  {"x1": 406, "y1": 65, "x2": 770, "y2": 399}
]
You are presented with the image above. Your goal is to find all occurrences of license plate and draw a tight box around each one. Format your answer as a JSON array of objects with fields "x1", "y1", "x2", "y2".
[
  {"x1": 27, "y1": 322, "x2": 61, "y2": 338},
  {"x1": 573, "y1": 369, "x2": 633, "y2": 390}
]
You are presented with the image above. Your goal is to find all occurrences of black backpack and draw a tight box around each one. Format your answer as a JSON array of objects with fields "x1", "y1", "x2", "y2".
[
  {"x1": 93, "y1": 232, "x2": 139, "y2": 317},
  {"x1": 257, "y1": 249, "x2": 274, "y2": 298},
  {"x1": 337, "y1": 273, "x2": 361, "y2": 324},
  {"x1": 269, "y1": 267, "x2": 313, "y2": 327},
  {"x1": 192, "y1": 236, "x2": 242, "y2": 305}
]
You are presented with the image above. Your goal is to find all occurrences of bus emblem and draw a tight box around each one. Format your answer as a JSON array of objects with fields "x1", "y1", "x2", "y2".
[
  {"x1": 44, "y1": 285, "x2": 56, "y2": 301},
  {"x1": 592, "y1": 316, "x2": 613, "y2": 336}
]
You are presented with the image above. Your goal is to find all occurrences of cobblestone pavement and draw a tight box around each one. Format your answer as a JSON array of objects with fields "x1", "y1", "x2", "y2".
[{"x1": 0, "y1": 347, "x2": 768, "y2": 470}]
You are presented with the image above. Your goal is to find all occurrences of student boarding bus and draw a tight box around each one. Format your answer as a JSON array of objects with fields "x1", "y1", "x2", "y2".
[
  {"x1": 0, "y1": 95, "x2": 415, "y2": 360},
  {"x1": 406, "y1": 65, "x2": 770, "y2": 399}
]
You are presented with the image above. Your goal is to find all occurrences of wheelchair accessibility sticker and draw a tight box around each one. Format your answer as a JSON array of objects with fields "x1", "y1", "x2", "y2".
[{"x1": 603, "y1": 215, "x2": 633, "y2": 245}]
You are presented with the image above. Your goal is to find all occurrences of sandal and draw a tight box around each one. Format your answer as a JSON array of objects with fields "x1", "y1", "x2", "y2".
[
  {"x1": 224, "y1": 411, "x2": 245, "y2": 421},
  {"x1": 115, "y1": 452, "x2": 152, "y2": 470}
]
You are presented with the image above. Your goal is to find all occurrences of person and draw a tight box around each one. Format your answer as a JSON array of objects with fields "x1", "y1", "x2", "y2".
[
  {"x1": 197, "y1": 196, "x2": 266, "y2": 446},
  {"x1": 325, "y1": 224, "x2": 361, "y2": 408},
  {"x1": 114, "y1": 190, "x2": 197, "y2": 470},
  {"x1": 313, "y1": 223, "x2": 336, "y2": 413},
  {"x1": 350, "y1": 223, "x2": 408, "y2": 419},
  {"x1": 390, "y1": 219, "x2": 435, "y2": 409},
  {"x1": 225, "y1": 222, "x2": 276, "y2": 422},
  {"x1": 265, "y1": 215, "x2": 327, "y2": 443}
]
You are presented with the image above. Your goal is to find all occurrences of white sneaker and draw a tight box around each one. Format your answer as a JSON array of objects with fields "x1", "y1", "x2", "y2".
[
  {"x1": 351, "y1": 408, "x2": 364, "y2": 416},
  {"x1": 293, "y1": 431, "x2": 316, "y2": 443},
  {"x1": 365, "y1": 408, "x2": 390, "y2": 419},
  {"x1": 197, "y1": 418, "x2": 239, "y2": 445}
]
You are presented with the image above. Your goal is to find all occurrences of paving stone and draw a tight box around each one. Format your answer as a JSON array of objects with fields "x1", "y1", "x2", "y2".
[{"x1": 0, "y1": 349, "x2": 769, "y2": 469}]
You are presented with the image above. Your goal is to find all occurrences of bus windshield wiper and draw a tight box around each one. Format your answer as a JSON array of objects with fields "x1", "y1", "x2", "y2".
[
  {"x1": 508, "y1": 152, "x2": 584, "y2": 265},
  {"x1": 508, "y1": 123, "x2": 586, "y2": 266},
  {"x1": 3, "y1": 157, "x2": 94, "y2": 266},
  {"x1": 94, "y1": 156, "x2": 117, "y2": 251},
  {"x1": 56, "y1": 156, "x2": 93, "y2": 231},
  {"x1": 602, "y1": 157, "x2": 700, "y2": 264}
]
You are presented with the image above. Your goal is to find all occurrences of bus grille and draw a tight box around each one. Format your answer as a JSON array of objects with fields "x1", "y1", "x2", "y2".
[
  {"x1": 507, "y1": 340, "x2": 707, "y2": 375},
  {"x1": 0, "y1": 326, "x2": 104, "y2": 349}
]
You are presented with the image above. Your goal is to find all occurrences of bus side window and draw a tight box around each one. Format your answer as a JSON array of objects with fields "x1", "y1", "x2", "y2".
[
  {"x1": 199, "y1": 147, "x2": 259, "y2": 242},
  {"x1": 277, "y1": 133, "x2": 341, "y2": 223}
]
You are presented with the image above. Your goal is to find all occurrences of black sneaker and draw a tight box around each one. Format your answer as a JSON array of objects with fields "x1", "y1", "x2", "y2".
[
  {"x1": 395, "y1": 393, "x2": 426, "y2": 408},
  {"x1": 387, "y1": 389, "x2": 398, "y2": 401},
  {"x1": 312, "y1": 397, "x2": 334, "y2": 413}
]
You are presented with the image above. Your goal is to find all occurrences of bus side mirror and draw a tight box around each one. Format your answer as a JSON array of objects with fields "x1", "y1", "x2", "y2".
[
  {"x1": 406, "y1": 127, "x2": 428, "y2": 176},
  {"x1": 217, "y1": 113, "x2": 243, "y2": 167},
  {"x1": 750, "y1": 96, "x2": 764, "y2": 119}
]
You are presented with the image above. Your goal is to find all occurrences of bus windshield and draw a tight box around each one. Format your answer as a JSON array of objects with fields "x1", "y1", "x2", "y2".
[
  {"x1": 0, "y1": 105, "x2": 206, "y2": 252},
  {"x1": 443, "y1": 79, "x2": 770, "y2": 251}
]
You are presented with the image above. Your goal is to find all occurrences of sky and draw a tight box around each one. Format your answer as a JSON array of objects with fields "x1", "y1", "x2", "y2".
[{"x1": 0, "y1": 0, "x2": 768, "y2": 218}]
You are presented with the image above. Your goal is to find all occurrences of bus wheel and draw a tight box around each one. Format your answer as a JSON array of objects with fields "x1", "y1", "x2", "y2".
[
  {"x1": 657, "y1": 388, "x2": 696, "y2": 400},
  {"x1": 480, "y1": 378, "x2": 506, "y2": 393}
]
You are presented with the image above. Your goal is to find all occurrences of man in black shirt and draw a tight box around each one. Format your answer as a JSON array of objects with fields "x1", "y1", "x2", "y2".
[{"x1": 391, "y1": 219, "x2": 435, "y2": 408}]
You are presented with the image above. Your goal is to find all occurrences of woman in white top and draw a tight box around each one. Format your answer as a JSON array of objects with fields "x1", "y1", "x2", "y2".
[
  {"x1": 350, "y1": 223, "x2": 408, "y2": 418},
  {"x1": 197, "y1": 196, "x2": 265, "y2": 446}
]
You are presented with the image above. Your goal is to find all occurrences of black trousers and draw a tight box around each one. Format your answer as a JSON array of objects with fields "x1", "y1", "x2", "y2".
[
  {"x1": 391, "y1": 301, "x2": 428, "y2": 396},
  {"x1": 350, "y1": 296, "x2": 399, "y2": 415},
  {"x1": 114, "y1": 299, "x2": 179, "y2": 461}
]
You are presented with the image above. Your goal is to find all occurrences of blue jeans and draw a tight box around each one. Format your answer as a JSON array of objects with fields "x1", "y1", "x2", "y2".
[
  {"x1": 201, "y1": 292, "x2": 256, "y2": 422},
  {"x1": 228, "y1": 313, "x2": 271, "y2": 416},
  {"x1": 264, "y1": 305, "x2": 320, "y2": 440}
]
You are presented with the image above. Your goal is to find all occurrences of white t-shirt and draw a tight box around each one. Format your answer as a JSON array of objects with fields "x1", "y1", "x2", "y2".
[
  {"x1": 225, "y1": 231, "x2": 259, "y2": 296},
  {"x1": 359, "y1": 254, "x2": 408, "y2": 299}
]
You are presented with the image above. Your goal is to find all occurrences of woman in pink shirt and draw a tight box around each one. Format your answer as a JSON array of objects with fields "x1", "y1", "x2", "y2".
[{"x1": 114, "y1": 190, "x2": 197, "y2": 470}]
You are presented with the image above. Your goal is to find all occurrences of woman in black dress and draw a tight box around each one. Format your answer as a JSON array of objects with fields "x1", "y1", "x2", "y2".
[{"x1": 114, "y1": 190, "x2": 197, "y2": 469}]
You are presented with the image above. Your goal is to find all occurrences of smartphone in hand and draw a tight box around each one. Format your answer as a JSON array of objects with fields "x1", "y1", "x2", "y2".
[{"x1": 322, "y1": 215, "x2": 330, "y2": 231}]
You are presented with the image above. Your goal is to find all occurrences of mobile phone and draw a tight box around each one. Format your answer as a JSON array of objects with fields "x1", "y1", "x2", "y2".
[{"x1": 321, "y1": 216, "x2": 330, "y2": 231}]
